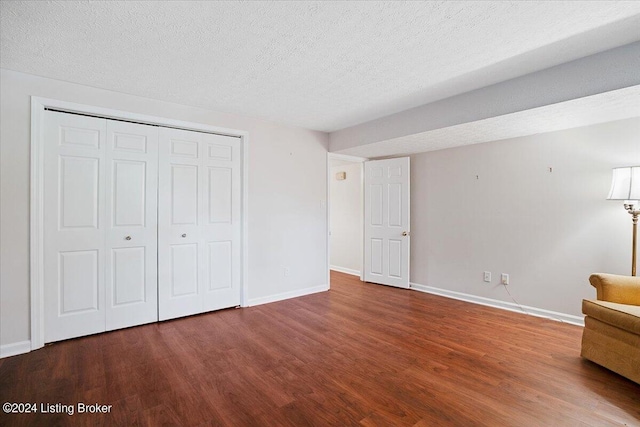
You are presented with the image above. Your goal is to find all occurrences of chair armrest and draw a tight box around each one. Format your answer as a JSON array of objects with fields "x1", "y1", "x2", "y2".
[{"x1": 589, "y1": 273, "x2": 640, "y2": 305}]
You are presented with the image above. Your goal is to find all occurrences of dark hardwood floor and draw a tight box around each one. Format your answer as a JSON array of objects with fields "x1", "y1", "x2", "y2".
[{"x1": 1, "y1": 271, "x2": 638, "y2": 426}]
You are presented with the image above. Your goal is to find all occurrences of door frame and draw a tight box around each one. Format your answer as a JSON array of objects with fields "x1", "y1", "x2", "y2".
[
  {"x1": 30, "y1": 96, "x2": 250, "y2": 351},
  {"x1": 326, "y1": 153, "x2": 367, "y2": 285}
]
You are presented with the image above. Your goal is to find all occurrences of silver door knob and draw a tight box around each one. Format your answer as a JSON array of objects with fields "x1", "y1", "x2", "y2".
[
  {"x1": 181, "y1": 233, "x2": 187, "y2": 238},
  {"x1": 125, "y1": 236, "x2": 132, "y2": 240},
  {"x1": 402, "y1": 231, "x2": 410, "y2": 236}
]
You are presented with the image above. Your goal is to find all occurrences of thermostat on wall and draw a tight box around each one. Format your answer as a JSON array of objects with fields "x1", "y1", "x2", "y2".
[{"x1": 336, "y1": 172, "x2": 346, "y2": 180}]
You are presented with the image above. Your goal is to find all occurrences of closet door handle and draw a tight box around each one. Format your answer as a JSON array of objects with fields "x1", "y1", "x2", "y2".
[
  {"x1": 125, "y1": 236, "x2": 132, "y2": 241},
  {"x1": 181, "y1": 233, "x2": 187, "y2": 238}
]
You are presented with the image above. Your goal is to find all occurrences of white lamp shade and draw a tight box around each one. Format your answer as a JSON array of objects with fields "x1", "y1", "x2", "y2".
[{"x1": 608, "y1": 166, "x2": 640, "y2": 200}]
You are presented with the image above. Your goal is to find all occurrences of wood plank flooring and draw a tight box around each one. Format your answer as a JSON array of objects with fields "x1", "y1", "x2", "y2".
[{"x1": 1, "y1": 271, "x2": 638, "y2": 426}]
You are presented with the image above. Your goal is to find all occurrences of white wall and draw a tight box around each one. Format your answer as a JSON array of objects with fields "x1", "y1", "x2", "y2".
[
  {"x1": 410, "y1": 118, "x2": 640, "y2": 317},
  {"x1": 330, "y1": 162, "x2": 362, "y2": 274},
  {"x1": 0, "y1": 68, "x2": 329, "y2": 350}
]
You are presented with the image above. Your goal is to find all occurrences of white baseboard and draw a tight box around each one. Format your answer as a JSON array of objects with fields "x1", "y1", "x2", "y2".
[
  {"x1": 330, "y1": 265, "x2": 361, "y2": 277},
  {"x1": 1, "y1": 340, "x2": 32, "y2": 358},
  {"x1": 409, "y1": 282, "x2": 584, "y2": 327},
  {"x1": 247, "y1": 284, "x2": 329, "y2": 307}
]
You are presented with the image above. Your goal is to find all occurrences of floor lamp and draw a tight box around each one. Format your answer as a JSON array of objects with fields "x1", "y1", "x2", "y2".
[{"x1": 608, "y1": 166, "x2": 640, "y2": 276}]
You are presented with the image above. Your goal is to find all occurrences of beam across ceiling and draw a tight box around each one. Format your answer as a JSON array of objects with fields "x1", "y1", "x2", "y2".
[{"x1": 329, "y1": 42, "x2": 640, "y2": 157}]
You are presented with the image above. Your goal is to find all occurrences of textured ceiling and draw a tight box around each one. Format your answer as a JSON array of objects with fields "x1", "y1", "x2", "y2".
[{"x1": 2, "y1": 1, "x2": 640, "y2": 132}]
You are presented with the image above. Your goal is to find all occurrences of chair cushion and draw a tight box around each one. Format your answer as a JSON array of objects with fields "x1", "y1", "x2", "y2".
[{"x1": 582, "y1": 299, "x2": 640, "y2": 335}]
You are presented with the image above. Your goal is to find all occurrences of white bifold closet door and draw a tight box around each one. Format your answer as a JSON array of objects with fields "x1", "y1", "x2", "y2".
[
  {"x1": 43, "y1": 111, "x2": 159, "y2": 342},
  {"x1": 158, "y1": 127, "x2": 241, "y2": 321}
]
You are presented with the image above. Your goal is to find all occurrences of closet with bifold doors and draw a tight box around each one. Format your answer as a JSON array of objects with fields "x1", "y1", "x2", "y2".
[{"x1": 43, "y1": 110, "x2": 241, "y2": 343}]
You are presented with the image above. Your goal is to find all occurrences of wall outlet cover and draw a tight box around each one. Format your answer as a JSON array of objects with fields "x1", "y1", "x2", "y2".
[{"x1": 501, "y1": 273, "x2": 509, "y2": 285}]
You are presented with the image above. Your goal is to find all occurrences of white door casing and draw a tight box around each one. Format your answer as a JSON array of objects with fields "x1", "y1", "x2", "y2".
[
  {"x1": 158, "y1": 127, "x2": 242, "y2": 320},
  {"x1": 105, "y1": 120, "x2": 159, "y2": 330},
  {"x1": 363, "y1": 157, "x2": 410, "y2": 288}
]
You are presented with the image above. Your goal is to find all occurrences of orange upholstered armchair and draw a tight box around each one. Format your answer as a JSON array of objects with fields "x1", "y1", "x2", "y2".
[{"x1": 581, "y1": 273, "x2": 640, "y2": 384}]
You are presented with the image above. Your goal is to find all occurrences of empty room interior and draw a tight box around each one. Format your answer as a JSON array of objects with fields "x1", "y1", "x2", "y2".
[{"x1": 1, "y1": 1, "x2": 640, "y2": 426}]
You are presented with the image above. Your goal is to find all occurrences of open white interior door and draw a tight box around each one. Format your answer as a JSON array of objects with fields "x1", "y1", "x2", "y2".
[{"x1": 363, "y1": 157, "x2": 410, "y2": 289}]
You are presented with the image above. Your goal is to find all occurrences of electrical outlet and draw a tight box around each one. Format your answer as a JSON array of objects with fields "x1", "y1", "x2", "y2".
[
  {"x1": 483, "y1": 271, "x2": 491, "y2": 282},
  {"x1": 501, "y1": 273, "x2": 509, "y2": 285},
  {"x1": 283, "y1": 267, "x2": 290, "y2": 277}
]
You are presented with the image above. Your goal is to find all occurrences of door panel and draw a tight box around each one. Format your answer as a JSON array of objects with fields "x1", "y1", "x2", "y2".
[
  {"x1": 388, "y1": 183, "x2": 402, "y2": 226},
  {"x1": 364, "y1": 157, "x2": 410, "y2": 288},
  {"x1": 112, "y1": 247, "x2": 146, "y2": 305},
  {"x1": 370, "y1": 184, "x2": 383, "y2": 226},
  {"x1": 113, "y1": 132, "x2": 147, "y2": 152},
  {"x1": 209, "y1": 241, "x2": 232, "y2": 290},
  {"x1": 59, "y1": 156, "x2": 100, "y2": 229},
  {"x1": 171, "y1": 165, "x2": 199, "y2": 225},
  {"x1": 171, "y1": 243, "x2": 199, "y2": 296},
  {"x1": 171, "y1": 139, "x2": 199, "y2": 157},
  {"x1": 105, "y1": 120, "x2": 158, "y2": 331},
  {"x1": 44, "y1": 112, "x2": 107, "y2": 342},
  {"x1": 208, "y1": 144, "x2": 232, "y2": 160},
  {"x1": 60, "y1": 126, "x2": 100, "y2": 148},
  {"x1": 208, "y1": 167, "x2": 232, "y2": 223},
  {"x1": 159, "y1": 128, "x2": 241, "y2": 320},
  {"x1": 112, "y1": 160, "x2": 146, "y2": 227},
  {"x1": 388, "y1": 240, "x2": 402, "y2": 278},
  {"x1": 370, "y1": 239, "x2": 383, "y2": 275},
  {"x1": 59, "y1": 250, "x2": 99, "y2": 314}
]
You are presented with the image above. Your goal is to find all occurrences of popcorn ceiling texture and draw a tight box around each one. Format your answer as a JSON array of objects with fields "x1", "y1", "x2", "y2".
[{"x1": 1, "y1": 1, "x2": 639, "y2": 132}]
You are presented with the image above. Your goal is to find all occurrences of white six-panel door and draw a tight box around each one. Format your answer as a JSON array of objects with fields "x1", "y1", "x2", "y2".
[
  {"x1": 44, "y1": 112, "x2": 160, "y2": 342},
  {"x1": 363, "y1": 157, "x2": 410, "y2": 289},
  {"x1": 158, "y1": 127, "x2": 241, "y2": 321}
]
